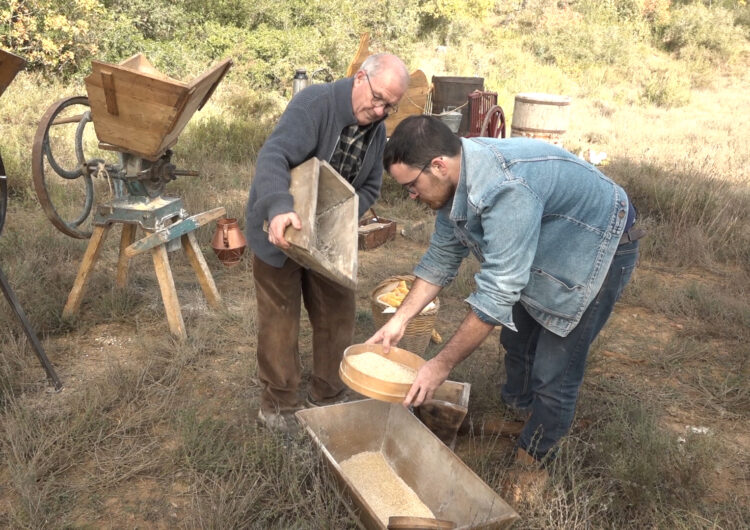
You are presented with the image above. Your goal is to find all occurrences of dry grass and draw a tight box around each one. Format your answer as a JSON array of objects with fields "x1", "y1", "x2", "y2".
[{"x1": 1, "y1": 8, "x2": 749, "y2": 529}]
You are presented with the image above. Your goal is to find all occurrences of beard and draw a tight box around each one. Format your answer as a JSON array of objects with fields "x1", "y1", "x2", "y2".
[{"x1": 422, "y1": 173, "x2": 455, "y2": 210}]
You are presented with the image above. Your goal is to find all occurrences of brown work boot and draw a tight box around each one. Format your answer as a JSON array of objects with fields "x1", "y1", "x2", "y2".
[
  {"x1": 501, "y1": 448, "x2": 549, "y2": 507},
  {"x1": 257, "y1": 408, "x2": 300, "y2": 435},
  {"x1": 304, "y1": 388, "x2": 353, "y2": 408}
]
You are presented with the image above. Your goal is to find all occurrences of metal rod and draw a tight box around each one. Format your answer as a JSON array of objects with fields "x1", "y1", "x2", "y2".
[{"x1": 0, "y1": 266, "x2": 63, "y2": 390}]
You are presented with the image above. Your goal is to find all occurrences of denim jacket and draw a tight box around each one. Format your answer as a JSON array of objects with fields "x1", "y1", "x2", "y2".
[{"x1": 414, "y1": 137, "x2": 629, "y2": 337}]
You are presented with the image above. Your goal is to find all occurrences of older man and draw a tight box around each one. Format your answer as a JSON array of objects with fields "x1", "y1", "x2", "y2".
[
  {"x1": 246, "y1": 53, "x2": 409, "y2": 433},
  {"x1": 368, "y1": 115, "x2": 643, "y2": 498}
]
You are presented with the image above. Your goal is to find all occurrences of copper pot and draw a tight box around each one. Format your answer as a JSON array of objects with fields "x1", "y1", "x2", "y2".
[{"x1": 211, "y1": 217, "x2": 246, "y2": 267}]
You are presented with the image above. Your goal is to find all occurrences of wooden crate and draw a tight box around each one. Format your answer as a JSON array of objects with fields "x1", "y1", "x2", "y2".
[
  {"x1": 284, "y1": 158, "x2": 358, "y2": 289},
  {"x1": 296, "y1": 400, "x2": 518, "y2": 529},
  {"x1": 84, "y1": 53, "x2": 232, "y2": 160},
  {"x1": 0, "y1": 49, "x2": 25, "y2": 99},
  {"x1": 358, "y1": 209, "x2": 396, "y2": 250}
]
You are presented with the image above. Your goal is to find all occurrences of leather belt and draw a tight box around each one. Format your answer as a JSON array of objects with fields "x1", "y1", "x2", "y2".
[{"x1": 619, "y1": 226, "x2": 647, "y2": 245}]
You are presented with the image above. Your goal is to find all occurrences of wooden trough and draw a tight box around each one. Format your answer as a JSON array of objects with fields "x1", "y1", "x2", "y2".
[
  {"x1": 0, "y1": 49, "x2": 25, "y2": 99},
  {"x1": 283, "y1": 158, "x2": 359, "y2": 289},
  {"x1": 84, "y1": 53, "x2": 232, "y2": 160},
  {"x1": 296, "y1": 400, "x2": 519, "y2": 529}
]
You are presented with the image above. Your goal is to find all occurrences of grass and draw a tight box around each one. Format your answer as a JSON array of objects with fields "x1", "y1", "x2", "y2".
[{"x1": 1, "y1": 2, "x2": 749, "y2": 528}]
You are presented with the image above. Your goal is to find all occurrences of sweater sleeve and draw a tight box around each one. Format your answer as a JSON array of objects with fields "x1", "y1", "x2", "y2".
[{"x1": 251, "y1": 98, "x2": 321, "y2": 223}]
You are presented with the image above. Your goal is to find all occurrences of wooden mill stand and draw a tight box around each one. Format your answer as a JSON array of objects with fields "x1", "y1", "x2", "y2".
[{"x1": 62, "y1": 201, "x2": 225, "y2": 340}]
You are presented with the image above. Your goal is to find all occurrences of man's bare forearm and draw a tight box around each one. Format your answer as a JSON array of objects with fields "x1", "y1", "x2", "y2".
[
  {"x1": 392, "y1": 277, "x2": 442, "y2": 323},
  {"x1": 434, "y1": 309, "x2": 496, "y2": 371}
]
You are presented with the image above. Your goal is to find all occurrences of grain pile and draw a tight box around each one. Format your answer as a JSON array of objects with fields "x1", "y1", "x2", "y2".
[
  {"x1": 348, "y1": 352, "x2": 417, "y2": 384},
  {"x1": 339, "y1": 451, "x2": 434, "y2": 525}
]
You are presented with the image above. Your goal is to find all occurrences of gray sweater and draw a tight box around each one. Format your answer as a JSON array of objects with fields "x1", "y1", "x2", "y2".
[{"x1": 245, "y1": 77, "x2": 386, "y2": 267}]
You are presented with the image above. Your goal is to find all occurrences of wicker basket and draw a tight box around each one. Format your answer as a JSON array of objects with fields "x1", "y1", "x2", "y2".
[{"x1": 370, "y1": 274, "x2": 439, "y2": 355}]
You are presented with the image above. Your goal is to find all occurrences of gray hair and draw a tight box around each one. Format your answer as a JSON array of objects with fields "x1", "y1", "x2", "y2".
[{"x1": 360, "y1": 53, "x2": 409, "y2": 90}]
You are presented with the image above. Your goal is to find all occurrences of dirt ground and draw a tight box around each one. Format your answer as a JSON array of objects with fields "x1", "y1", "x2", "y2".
[{"x1": 8, "y1": 216, "x2": 745, "y2": 527}]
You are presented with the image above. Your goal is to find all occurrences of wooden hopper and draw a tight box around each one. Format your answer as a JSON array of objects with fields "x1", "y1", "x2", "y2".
[
  {"x1": 0, "y1": 49, "x2": 26, "y2": 99},
  {"x1": 84, "y1": 53, "x2": 232, "y2": 160},
  {"x1": 283, "y1": 158, "x2": 359, "y2": 289}
]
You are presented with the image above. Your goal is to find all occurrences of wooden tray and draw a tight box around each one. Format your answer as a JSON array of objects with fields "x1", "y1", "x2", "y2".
[{"x1": 284, "y1": 157, "x2": 358, "y2": 289}]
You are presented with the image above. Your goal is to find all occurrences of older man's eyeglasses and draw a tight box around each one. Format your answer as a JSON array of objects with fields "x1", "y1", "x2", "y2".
[
  {"x1": 364, "y1": 72, "x2": 399, "y2": 114},
  {"x1": 402, "y1": 161, "x2": 430, "y2": 193}
]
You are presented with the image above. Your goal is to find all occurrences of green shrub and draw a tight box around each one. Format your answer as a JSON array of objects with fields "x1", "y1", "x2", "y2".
[
  {"x1": 659, "y1": 3, "x2": 745, "y2": 59},
  {"x1": 0, "y1": 0, "x2": 110, "y2": 77},
  {"x1": 643, "y1": 67, "x2": 691, "y2": 107}
]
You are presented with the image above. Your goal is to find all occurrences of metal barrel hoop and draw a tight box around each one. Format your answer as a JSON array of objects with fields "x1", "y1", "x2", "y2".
[{"x1": 32, "y1": 95, "x2": 97, "y2": 239}]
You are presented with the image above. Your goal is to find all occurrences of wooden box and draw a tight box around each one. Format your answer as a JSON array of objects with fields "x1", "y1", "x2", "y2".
[
  {"x1": 296, "y1": 400, "x2": 518, "y2": 529},
  {"x1": 284, "y1": 158, "x2": 358, "y2": 289},
  {"x1": 84, "y1": 53, "x2": 232, "y2": 160},
  {"x1": 0, "y1": 49, "x2": 25, "y2": 99},
  {"x1": 358, "y1": 209, "x2": 396, "y2": 250}
]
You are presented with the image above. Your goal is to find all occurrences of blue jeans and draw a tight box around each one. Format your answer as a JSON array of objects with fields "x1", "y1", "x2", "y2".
[{"x1": 500, "y1": 240, "x2": 640, "y2": 461}]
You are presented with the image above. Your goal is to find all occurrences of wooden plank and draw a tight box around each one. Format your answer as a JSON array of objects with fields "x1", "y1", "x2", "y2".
[
  {"x1": 345, "y1": 33, "x2": 370, "y2": 77},
  {"x1": 63, "y1": 224, "x2": 110, "y2": 318},
  {"x1": 116, "y1": 223, "x2": 137, "y2": 288},
  {"x1": 182, "y1": 231, "x2": 221, "y2": 309},
  {"x1": 124, "y1": 207, "x2": 226, "y2": 258},
  {"x1": 160, "y1": 58, "x2": 233, "y2": 152},
  {"x1": 101, "y1": 71, "x2": 119, "y2": 116},
  {"x1": 284, "y1": 158, "x2": 358, "y2": 289},
  {"x1": 285, "y1": 158, "x2": 320, "y2": 251},
  {"x1": 151, "y1": 243, "x2": 186, "y2": 339}
]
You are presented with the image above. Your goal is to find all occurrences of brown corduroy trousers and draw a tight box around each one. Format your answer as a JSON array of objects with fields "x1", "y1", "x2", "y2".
[{"x1": 253, "y1": 255, "x2": 355, "y2": 413}]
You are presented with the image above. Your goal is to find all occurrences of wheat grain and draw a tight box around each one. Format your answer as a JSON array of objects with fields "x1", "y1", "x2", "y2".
[
  {"x1": 348, "y1": 352, "x2": 417, "y2": 384},
  {"x1": 340, "y1": 451, "x2": 434, "y2": 525}
]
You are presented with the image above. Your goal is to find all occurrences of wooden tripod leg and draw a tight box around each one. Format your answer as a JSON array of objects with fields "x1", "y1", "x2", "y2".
[
  {"x1": 182, "y1": 231, "x2": 222, "y2": 309},
  {"x1": 116, "y1": 223, "x2": 137, "y2": 288},
  {"x1": 151, "y1": 243, "x2": 186, "y2": 340},
  {"x1": 63, "y1": 224, "x2": 111, "y2": 319}
]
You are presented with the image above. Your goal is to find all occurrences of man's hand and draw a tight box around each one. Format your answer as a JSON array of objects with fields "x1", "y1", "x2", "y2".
[
  {"x1": 268, "y1": 212, "x2": 302, "y2": 249},
  {"x1": 403, "y1": 357, "x2": 452, "y2": 407},
  {"x1": 365, "y1": 316, "x2": 407, "y2": 354}
]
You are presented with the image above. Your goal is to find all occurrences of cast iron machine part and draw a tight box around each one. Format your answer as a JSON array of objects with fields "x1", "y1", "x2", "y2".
[
  {"x1": 0, "y1": 49, "x2": 62, "y2": 389},
  {"x1": 32, "y1": 96, "x2": 206, "y2": 240}
]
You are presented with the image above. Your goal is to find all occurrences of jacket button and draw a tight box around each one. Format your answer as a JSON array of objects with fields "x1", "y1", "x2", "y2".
[{"x1": 618, "y1": 210, "x2": 625, "y2": 218}]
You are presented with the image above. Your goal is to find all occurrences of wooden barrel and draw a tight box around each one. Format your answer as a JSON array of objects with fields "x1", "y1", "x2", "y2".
[{"x1": 510, "y1": 92, "x2": 570, "y2": 146}]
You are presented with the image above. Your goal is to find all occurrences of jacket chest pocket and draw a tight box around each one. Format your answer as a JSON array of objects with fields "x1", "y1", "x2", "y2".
[{"x1": 454, "y1": 226, "x2": 485, "y2": 263}]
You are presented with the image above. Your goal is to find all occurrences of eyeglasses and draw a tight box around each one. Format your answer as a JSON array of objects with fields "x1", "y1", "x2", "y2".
[
  {"x1": 364, "y1": 72, "x2": 399, "y2": 114},
  {"x1": 402, "y1": 161, "x2": 430, "y2": 193}
]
